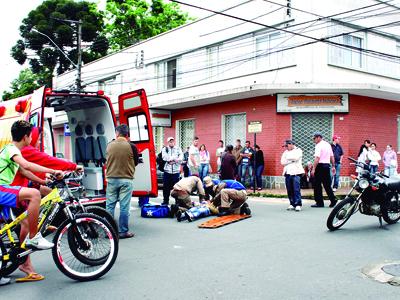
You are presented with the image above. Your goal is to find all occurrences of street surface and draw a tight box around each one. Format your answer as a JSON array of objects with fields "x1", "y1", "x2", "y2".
[{"x1": 2, "y1": 195, "x2": 400, "y2": 300}]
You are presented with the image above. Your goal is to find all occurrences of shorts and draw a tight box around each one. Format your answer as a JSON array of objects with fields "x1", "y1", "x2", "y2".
[{"x1": 0, "y1": 185, "x2": 22, "y2": 208}]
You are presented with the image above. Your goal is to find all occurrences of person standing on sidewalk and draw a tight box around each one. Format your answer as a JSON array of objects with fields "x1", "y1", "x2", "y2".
[
  {"x1": 382, "y1": 144, "x2": 397, "y2": 176},
  {"x1": 331, "y1": 135, "x2": 344, "y2": 192},
  {"x1": 188, "y1": 136, "x2": 200, "y2": 176},
  {"x1": 162, "y1": 137, "x2": 183, "y2": 205},
  {"x1": 311, "y1": 132, "x2": 337, "y2": 208},
  {"x1": 254, "y1": 145, "x2": 265, "y2": 190},
  {"x1": 106, "y1": 124, "x2": 136, "y2": 239},
  {"x1": 280, "y1": 140, "x2": 304, "y2": 211}
]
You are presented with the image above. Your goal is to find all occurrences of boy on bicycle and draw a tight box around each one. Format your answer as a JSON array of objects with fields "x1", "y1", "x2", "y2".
[{"x1": 0, "y1": 120, "x2": 62, "y2": 250}]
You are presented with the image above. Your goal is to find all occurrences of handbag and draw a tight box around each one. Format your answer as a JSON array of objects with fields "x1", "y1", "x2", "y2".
[{"x1": 141, "y1": 204, "x2": 170, "y2": 218}]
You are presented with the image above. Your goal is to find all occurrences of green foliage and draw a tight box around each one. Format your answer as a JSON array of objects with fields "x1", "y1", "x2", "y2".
[
  {"x1": 1, "y1": 69, "x2": 44, "y2": 100},
  {"x1": 11, "y1": 0, "x2": 108, "y2": 80},
  {"x1": 105, "y1": 0, "x2": 192, "y2": 51}
]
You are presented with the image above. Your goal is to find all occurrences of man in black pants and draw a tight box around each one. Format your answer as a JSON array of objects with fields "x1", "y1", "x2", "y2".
[
  {"x1": 311, "y1": 132, "x2": 337, "y2": 208},
  {"x1": 162, "y1": 137, "x2": 183, "y2": 205}
]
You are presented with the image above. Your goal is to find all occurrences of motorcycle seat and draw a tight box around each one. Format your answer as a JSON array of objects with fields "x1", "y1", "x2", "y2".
[{"x1": 385, "y1": 177, "x2": 400, "y2": 190}]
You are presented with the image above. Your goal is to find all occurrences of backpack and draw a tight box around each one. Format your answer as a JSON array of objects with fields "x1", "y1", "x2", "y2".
[
  {"x1": 141, "y1": 204, "x2": 170, "y2": 218},
  {"x1": 156, "y1": 147, "x2": 168, "y2": 172}
]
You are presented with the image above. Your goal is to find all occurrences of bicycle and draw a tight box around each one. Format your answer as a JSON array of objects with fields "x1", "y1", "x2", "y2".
[{"x1": 0, "y1": 174, "x2": 119, "y2": 281}]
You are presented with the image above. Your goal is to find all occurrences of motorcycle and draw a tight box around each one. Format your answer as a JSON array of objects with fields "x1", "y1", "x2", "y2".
[{"x1": 327, "y1": 157, "x2": 400, "y2": 231}]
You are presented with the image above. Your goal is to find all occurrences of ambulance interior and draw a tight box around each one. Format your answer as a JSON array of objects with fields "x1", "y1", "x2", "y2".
[{"x1": 47, "y1": 95, "x2": 115, "y2": 197}]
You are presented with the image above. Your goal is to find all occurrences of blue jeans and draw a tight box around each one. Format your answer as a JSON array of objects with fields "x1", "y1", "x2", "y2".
[
  {"x1": 370, "y1": 165, "x2": 378, "y2": 174},
  {"x1": 163, "y1": 172, "x2": 180, "y2": 204},
  {"x1": 332, "y1": 162, "x2": 341, "y2": 189},
  {"x1": 384, "y1": 166, "x2": 396, "y2": 177},
  {"x1": 106, "y1": 178, "x2": 134, "y2": 234},
  {"x1": 199, "y1": 163, "x2": 209, "y2": 181},
  {"x1": 241, "y1": 164, "x2": 254, "y2": 186},
  {"x1": 285, "y1": 174, "x2": 302, "y2": 207},
  {"x1": 256, "y1": 165, "x2": 264, "y2": 188}
]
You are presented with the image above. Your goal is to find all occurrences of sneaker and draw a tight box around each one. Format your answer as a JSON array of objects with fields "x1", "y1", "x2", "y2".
[
  {"x1": 25, "y1": 232, "x2": 54, "y2": 250},
  {"x1": 287, "y1": 205, "x2": 295, "y2": 211},
  {"x1": 332, "y1": 188, "x2": 337, "y2": 192},
  {"x1": 295, "y1": 206, "x2": 302, "y2": 212},
  {"x1": 0, "y1": 277, "x2": 11, "y2": 286}
]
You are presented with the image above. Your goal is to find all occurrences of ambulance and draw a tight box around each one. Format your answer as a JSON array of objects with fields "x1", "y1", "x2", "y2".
[{"x1": 0, "y1": 87, "x2": 158, "y2": 204}]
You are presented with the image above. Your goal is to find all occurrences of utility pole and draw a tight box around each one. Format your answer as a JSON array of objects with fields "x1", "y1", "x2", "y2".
[{"x1": 76, "y1": 19, "x2": 82, "y2": 92}]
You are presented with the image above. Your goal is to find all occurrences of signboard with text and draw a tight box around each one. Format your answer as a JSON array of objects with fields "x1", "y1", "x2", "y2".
[
  {"x1": 248, "y1": 121, "x2": 262, "y2": 133},
  {"x1": 149, "y1": 109, "x2": 171, "y2": 127},
  {"x1": 277, "y1": 93, "x2": 349, "y2": 113}
]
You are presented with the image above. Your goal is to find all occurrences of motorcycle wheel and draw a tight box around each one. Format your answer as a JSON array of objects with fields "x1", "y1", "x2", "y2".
[
  {"x1": 326, "y1": 197, "x2": 357, "y2": 231},
  {"x1": 381, "y1": 193, "x2": 400, "y2": 224},
  {"x1": 52, "y1": 213, "x2": 118, "y2": 281}
]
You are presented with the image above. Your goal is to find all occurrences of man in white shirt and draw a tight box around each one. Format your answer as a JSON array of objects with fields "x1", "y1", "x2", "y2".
[
  {"x1": 161, "y1": 137, "x2": 183, "y2": 205},
  {"x1": 188, "y1": 136, "x2": 200, "y2": 176},
  {"x1": 311, "y1": 132, "x2": 337, "y2": 208},
  {"x1": 281, "y1": 140, "x2": 304, "y2": 211}
]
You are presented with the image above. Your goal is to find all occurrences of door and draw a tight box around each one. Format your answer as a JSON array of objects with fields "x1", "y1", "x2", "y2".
[{"x1": 118, "y1": 89, "x2": 158, "y2": 197}]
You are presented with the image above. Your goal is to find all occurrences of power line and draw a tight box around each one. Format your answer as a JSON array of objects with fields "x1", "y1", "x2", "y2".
[
  {"x1": 170, "y1": 0, "x2": 400, "y2": 59},
  {"x1": 71, "y1": 19, "x2": 400, "y2": 91},
  {"x1": 67, "y1": 6, "x2": 400, "y2": 84}
]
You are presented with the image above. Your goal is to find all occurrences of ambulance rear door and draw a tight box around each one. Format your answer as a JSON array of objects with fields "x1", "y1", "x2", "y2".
[{"x1": 118, "y1": 89, "x2": 158, "y2": 197}]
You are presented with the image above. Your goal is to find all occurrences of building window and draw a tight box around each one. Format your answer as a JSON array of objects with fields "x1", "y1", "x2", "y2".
[
  {"x1": 155, "y1": 58, "x2": 178, "y2": 91},
  {"x1": 98, "y1": 77, "x2": 116, "y2": 95},
  {"x1": 207, "y1": 45, "x2": 220, "y2": 80},
  {"x1": 343, "y1": 35, "x2": 362, "y2": 68},
  {"x1": 167, "y1": 59, "x2": 177, "y2": 89},
  {"x1": 255, "y1": 32, "x2": 281, "y2": 70},
  {"x1": 224, "y1": 113, "x2": 246, "y2": 147},
  {"x1": 153, "y1": 126, "x2": 164, "y2": 153},
  {"x1": 177, "y1": 119, "x2": 195, "y2": 150},
  {"x1": 57, "y1": 134, "x2": 65, "y2": 158}
]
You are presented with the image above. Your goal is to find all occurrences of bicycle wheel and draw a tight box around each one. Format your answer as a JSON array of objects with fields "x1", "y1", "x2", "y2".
[
  {"x1": 52, "y1": 213, "x2": 118, "y2": 281},
  {"x1": 0, "y1": 225, "x2": 26, "y2": 276},
  {"x1": 85, "y1": 206, "x2": 118, "y2": 238}
]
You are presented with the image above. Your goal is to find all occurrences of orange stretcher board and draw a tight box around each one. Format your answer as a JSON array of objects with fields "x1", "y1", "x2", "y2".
[{"x1": 198, "y1": 214, "x2": 251, "y2": 229}]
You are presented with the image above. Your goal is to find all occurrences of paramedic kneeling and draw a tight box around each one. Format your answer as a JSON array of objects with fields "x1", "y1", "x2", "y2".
[{"x1": 0, "y1": 121, "x2": 61, "y2": 250}]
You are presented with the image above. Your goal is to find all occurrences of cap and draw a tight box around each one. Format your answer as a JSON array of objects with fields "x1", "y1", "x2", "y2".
[
  {"x1": 167, "y1": 136, "x2": 174, "y2": 142},
  {"x1": 332, "y1": 134, "x2": 341, "y2": 140},
  {"x1": 313, "y1": 132, "x2": 323, "y2": 138},
  {"x1": 203, "y1": 176, "x2": 214, "y2": 188},
  {"x1": 282, "y1": 139, "x2": 294, "y2": 147}
]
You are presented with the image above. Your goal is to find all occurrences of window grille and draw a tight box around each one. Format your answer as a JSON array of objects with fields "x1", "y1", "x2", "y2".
[
  {"x1": 224, "y1": 113, "x2": 246, "y2": 146},
  {"x1": 291, "y1": 113, "x2": 333, "y2": 164},
  {"x1": 178, "y1": 119, "x2": 195, "y2": 150},
  {"x1": 153, "y1": 127, "x2": 164, "y2": 153}
]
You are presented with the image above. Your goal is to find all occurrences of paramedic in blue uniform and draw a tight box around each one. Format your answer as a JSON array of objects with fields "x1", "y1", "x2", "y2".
[{"x1": 161, "y1": 137, "x2": 183, "y2": 205}]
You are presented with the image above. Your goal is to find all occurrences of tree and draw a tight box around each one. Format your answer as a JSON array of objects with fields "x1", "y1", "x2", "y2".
[
  {"x1": 105, "y1": 0, "x2": 192, "y2": 51},
  {"x1": 2, "y1": 69, "x2": 43, "y2": 100},
  {"x1": 11, "y1": 0, "x2": 108, "y2": 88}
]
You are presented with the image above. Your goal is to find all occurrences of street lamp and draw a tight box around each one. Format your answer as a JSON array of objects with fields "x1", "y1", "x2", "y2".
[{"x1": 31, "y1": 26, "x2": 82, "y2": 92}]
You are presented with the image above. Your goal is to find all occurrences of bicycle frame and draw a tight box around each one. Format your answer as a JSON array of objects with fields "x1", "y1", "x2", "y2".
[{"x1": 0, "y1": 189, "x2": 63, "y2": 248}]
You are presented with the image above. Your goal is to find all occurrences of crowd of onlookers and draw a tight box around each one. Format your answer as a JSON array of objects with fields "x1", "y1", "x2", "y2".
[{"x1": 158, "y1": 136, "x2": 265, "y2": 206}]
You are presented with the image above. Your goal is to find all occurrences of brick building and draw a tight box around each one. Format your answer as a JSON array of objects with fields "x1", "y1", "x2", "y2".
[{"x1": 53, "y1": 0, "x2": 400, "y2": 187}]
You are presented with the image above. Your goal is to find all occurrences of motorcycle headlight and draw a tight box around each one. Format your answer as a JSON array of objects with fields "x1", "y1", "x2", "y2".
[{"x1": 358, "y1": 179, "x2": 370, "y2": 189}]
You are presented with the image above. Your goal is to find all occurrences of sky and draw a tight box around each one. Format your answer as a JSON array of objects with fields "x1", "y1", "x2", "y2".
[{"x1": 0, "y1": 0, "x2": 237, "y2": 97}]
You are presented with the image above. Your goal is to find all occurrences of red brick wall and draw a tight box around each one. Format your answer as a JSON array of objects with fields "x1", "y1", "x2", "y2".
[{"x1": 162, "y1": 94, "x2": 400, "y2": 176}]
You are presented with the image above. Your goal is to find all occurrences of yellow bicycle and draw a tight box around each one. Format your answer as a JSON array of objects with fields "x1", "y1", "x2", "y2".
[{"x1": 0, "y1": 176, "x2": 118, "y2": 281}]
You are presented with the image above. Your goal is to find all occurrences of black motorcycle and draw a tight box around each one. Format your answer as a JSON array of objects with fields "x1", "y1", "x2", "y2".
[{"x1": 327, "y1": 157, "x2": 400, "y2": 231}]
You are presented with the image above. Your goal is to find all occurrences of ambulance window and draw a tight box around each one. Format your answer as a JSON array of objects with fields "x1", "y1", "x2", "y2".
[
  {"x1": 29, "y1": 113, "x2": 39, "y2": 127},
  {"x1": 128, "y1": 114, "x2": 149, "y2": 142},
  {"x1": 123, "y1": 96, "x2": 141, "y2": 110},
  {"x1": 42, "y1": 119, "x2": 54, "y2": 155}
]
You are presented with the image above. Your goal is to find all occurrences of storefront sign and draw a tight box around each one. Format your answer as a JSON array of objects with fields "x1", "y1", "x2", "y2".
[
  {"x1": 248, "y1": 121, "x2": 262, "y2": 133},
  {"x1": 277, "y1": 94, "x2": 349, "y2": 113},
  {"x1": 149, "y1": 109, "x2": 171, "y2": 127},
  {"x1": 64, "y1": 123, "x2": 71, "y2": 136}
]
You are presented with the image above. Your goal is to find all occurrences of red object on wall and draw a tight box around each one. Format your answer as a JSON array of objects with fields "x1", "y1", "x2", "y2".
[
  {"x1": 15, "y1": 100, "x2": 28, "y2": 113},
  {"x1": 0, "y1": 106, "x2": 6, "y2": 117}
]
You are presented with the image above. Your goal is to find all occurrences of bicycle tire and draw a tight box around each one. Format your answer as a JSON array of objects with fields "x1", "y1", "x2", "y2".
[
  {"x1": 85, "y1": 206, "x2": 118, "y2": 239},
  {"x1": 52, "y1": 213, "x2": 118, "y2": 281}
]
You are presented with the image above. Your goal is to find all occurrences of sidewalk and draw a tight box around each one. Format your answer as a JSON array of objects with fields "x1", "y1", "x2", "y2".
[{"x1": 247, "y1": 186, "x2": 351, "y2": 200}]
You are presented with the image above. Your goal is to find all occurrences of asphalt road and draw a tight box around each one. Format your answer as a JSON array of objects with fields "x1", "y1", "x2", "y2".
[{"x1": 2, "y1": 196, "x2": 400, "y2": 300}]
